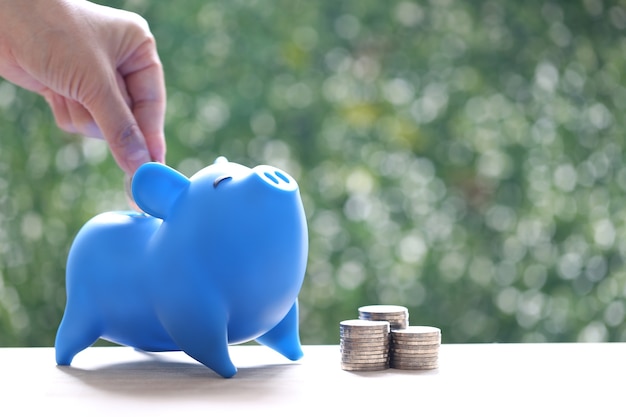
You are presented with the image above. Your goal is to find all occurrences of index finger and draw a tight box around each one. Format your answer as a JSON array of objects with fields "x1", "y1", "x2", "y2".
[{"x1": 119, "y1": 39, "x2": 167, "y2": 165}]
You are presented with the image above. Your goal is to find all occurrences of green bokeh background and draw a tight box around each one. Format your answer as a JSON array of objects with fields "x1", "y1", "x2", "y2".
[{"x1": 2, "y1": 0, "x2": 626, "y2": 346}]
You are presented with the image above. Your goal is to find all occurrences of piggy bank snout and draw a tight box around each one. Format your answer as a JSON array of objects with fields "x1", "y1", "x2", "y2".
[{"x1": 251, "y1": 165, "x2": 298, "y2": 192}]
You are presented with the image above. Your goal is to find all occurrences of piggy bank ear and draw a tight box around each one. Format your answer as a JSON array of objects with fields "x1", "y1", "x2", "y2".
[{"x1": 131, "y1": 163, "x2": 190, "y2": 219}]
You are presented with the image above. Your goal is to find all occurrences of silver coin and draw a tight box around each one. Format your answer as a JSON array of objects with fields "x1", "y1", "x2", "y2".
[
  {"x1": 340, "y1": 356, "x2": 389, "y2": 363},
  {"x1": 390, "y1": 362, "x2": 438, "y2": 370},
  {"x1": 390, "y1": 346, "x2": 440, "y2": 355},
  {"x1": 340, "y1": 319, "x2": 390, "y2": 328},
  {"x1": 341, "y1": 337, "x2": 390, "y2": 344},
  {"x1": 341, "y1": 335, "x2": 389, "y2": 343},
  {"x1": 343, "y1": 323, "x2": 392, "y2": 330},
  {"x1": 360, "y1": 311, "x2": 406, "y2": 316},
  {"x1": 342, "y1": 351, "x2": 389, "y2": 359},
  {"x1": 391, "y1": 350, "x2": 439, "y2": 358},
  {"x1": 358, "y1": 305, "x2": 408, "y2": 315},
  {"x1": 389, "y1": 355, "x2": 439, "y2": 365},
  {"x1": 342, "y1": 353, "x2": 389, "y2": 360},
  {"x1": 341, "y1": 341, "x2": 390, "y2": 348},
  {"x1": 341, "y1": 358, "x2": 389, "y2": 365},
  {"x1": 391, "y1": 326, "x2": 440, "y2": 336},
  {"x1": 341, "y1": 346, "x2": 389, "y2": 353},
  {"x1": 339, "y1": 319, "x2": 389, "y2": 334},
  {"x1": 124, "y1": 174, "x2": 142, "y2": 212},
  {"x1": 341, "y1": 341, "x2": 389, "y2": 348},
  {"x1": 340, "y1": 343, "x2": 389, "y2": 351},
  {"x1": 391, "y1": 337, "x2": 439, "y2": 345},
  {"x1": 341, "y1": 326, "x2": 390, "y2": 333},
  {"x1": 390, "y1": 352, "x2": 439, "y2": 359},
  {"x1": 391, "y1": 339, "x2": 440, "y2": 347},
  {"x1": 390, "y1": 357, "x2": 439, "y2": 366},
  {"x1": 341, "y1": 328, "x2": 390, "y2": 336},
  {"x1": 342, "y1": 354, "x2": 385, "y2": 361},
  {"x1": 391, "y1": 335, "x2": 440, "y2": 343},
  {"x1": 342, "y1": 336, "x2": 388, "y2": 342},
  {"x1": 341, "y1": 350, "x2": 389, "y2": 358},
  {"x1": 391, "y1": 334, "x2": 441, "y2": 342},
  {"x1": 359, "y1": 315, "x2": 407, "y2": 323},
  {"x1": 391, "y1": 358, "x2": 439, "y2": 364},
  {"x1": 340, "y1": 329, "x2": 390, "y2": 338},
  {"x1": 390, "y1": 340, "x2": 440, "y2": 348},
  {"x1": 359, "y1": 314, "x2": 407, "y2": 322},
  {"x1": 341, "y1": 337, "x2": 390, "y2": 345},
  {"x1": 341, "y1": 362, "x2": 389, "y2": 371},
  {"x1": 341, "y1": 349, "x2": 389, "y2": 356}
]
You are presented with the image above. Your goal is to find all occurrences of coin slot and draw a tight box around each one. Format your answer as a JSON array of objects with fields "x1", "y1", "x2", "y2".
[
  {"x1": 263, "y1": 172, "x2": 279, "y2": 184},
  {"x1": 213, "y1": 175, "x2": 232, "y2": 188},
  {"x1": 274, "y1": 170, "x2": 290, "y2": 183}
]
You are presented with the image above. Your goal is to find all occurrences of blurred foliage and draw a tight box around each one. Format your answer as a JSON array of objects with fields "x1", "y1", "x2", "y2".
[{"x1": 2, "y1": 0, "x2": 626, "y2": 347}]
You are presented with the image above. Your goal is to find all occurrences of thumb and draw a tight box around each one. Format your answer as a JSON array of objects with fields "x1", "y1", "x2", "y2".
[{"x1": 87, "y1": 87, "x2": 152, "y2": 176}]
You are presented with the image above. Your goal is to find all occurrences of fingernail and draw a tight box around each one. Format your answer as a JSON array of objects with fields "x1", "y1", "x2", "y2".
[{"x1": 120, "y1": 125, "x2": 151, "y2": 171}]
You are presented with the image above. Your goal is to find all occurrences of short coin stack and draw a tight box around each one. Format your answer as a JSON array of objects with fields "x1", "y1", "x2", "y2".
[
  {"x1": 340, "y1": 305, "x2": 441, "y2": 372},
  {"x1": 389, "y1": 326, "x2": 441, "y2": 370},
  {"x1": 339, "y1": 319, "x2": 390, "y2": 371},
  {"x1": 358, "y1": 305, "x2": 409, "y2": 330}
]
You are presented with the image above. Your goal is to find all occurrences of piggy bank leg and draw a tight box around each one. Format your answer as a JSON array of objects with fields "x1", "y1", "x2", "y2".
[
  {"x1": 158, "y1": 302, "x2": 236, "y2": 378},
  {"x1": 55, "y1": 308, "x2": 101, "y2": 366},
  {"x1": 255, "y1": 300, "x2": 303, "y2": 361},
  {"x1": 166, "y1": 321, "x2": 235, "y2": 377}
]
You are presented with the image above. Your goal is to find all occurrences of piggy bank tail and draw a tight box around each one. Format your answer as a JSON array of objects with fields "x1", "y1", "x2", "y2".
[{"x1": 255, "y1": 300, "x2": 304, "y2": 361}]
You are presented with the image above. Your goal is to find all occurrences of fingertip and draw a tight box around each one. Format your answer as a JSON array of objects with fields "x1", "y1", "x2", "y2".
[
  {"x1": 148, "y1": 135, "x2": 167, "y2": 164},
  {"x1": 110, "y1": 124, "x2": 152, "y2": 176}
]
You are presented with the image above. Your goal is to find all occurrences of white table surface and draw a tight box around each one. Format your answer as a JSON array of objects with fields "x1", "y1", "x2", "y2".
[{"x1": 1, "y1": 343, "x2": 624, "y2": 416}]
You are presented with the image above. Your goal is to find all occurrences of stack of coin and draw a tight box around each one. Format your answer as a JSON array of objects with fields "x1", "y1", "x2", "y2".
[
  {"x1": 339, "y1": 319, "x2": 390, "y2": 371},
  {"x1": 389, "y1": 326, "x2": 441, "y2": 370},
  {"x1": 358, "y1": 305, "x2": 409, "y2": 330}
]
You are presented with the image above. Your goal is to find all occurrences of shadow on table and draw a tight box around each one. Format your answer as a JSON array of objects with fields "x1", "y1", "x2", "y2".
[{"x1": 56, "y1": 351, "x2": 299, "y2": 399}]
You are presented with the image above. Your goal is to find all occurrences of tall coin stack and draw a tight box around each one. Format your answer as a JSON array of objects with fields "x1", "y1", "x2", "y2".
[
  {"x1": 358, "y1": 305, "x2": 409, "y2": 330},
  {"x1": 339, "y1": 319, "x2": 390, "y2": 371},
  {"x1": 389, "y1": 326, "x2": 441, "y2": 370}
]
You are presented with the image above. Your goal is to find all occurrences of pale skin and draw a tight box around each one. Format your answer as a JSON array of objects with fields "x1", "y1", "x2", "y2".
[{"x1": 0, "y1": 0, "x2": 166, "y2": 176}]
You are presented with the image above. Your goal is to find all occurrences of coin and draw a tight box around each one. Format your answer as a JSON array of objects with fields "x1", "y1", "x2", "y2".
[
  {"x1": 341, "y1": 336, "x2": 390, "y2": 344},
  {"x1": 390, "y1": 354, "x2": 439, "y2": 363},
  {"x1": 341, "y1": 354, "x2": 389, "y2": 362},
  {"x1": 342, "y1": 349, "x2": 388, "y2": 357},
  {"x1": 391, "y1": 338, "x2": 440, "y2": 346},
  {"x1": 340, "y1": 326, "x2": 390, "y2": 335},
  {"x1": 341, "y1": 346, "x2": 389, "y2": 354},
  {"x1": 358, "y1": 305, "x2": 408, "y2": 315},
  {"x1": 341, "y1": 357, "x2": 389, "y2": 365},
  {"x1": 391, "y1": 326, "x2": 441, "y2": 337},
  {"x1": 340, "y1": 326, "x2": 389, "y2": 338},
  {"x1": 340, "y1": 319, "x2": 390, "y2": 330},
  {"x1": 390, "y1": 362, "x2": 438, "y2": 370},
  {"x1": 358, "y1": 305, "x2": 409, "y2": 329},
  {"x1": 390, "y1": 346, "x2": 439, "y2": 355},
  {"x1": 124, "y1": 174, "x2": 142, "y2": 213},
  {"x1": 390, "y1": 351, "x2": 438, "y2": 359},
  {"x1": 391, "y1": 335, "x2": 440, "y2": 342},
  {"x1": 391, "y1": 333, "x2": 440, "y2": 341},
  {"x1": 341, "y1": 362, "x2": 389, "y2": 371}
]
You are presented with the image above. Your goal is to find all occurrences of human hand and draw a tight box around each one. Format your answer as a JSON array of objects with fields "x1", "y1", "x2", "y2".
[{"x1": 0, "y1": 0, "x2": 166, "y2": 176}]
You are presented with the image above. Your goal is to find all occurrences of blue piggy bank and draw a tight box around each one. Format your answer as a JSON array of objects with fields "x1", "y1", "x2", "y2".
[{"x1": 55, "y1": 157, "x2": 308, "y2": 377}]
